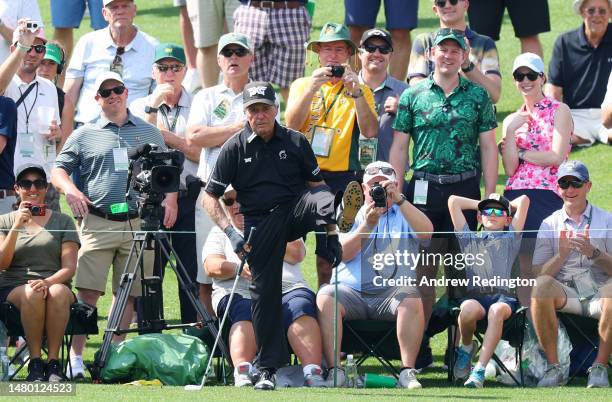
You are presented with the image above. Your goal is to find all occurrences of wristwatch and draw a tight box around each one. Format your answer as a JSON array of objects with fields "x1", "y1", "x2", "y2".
[
  {"x1": 348, "y1": 88, "x2": 364, "y2": 99},
  {"x1": 144, "y1": 106, "x2": 159, "y2": 114},
  {"x1": 395, "y1": 194, "x2": 406, "y2": 206},
  {"x1": 518, "y1": 149, "x2": 527, "y2": 161},
  {"x1": 588, "y1": 248, "x2": 601, "y2": 260},
  {"x1": 461, "y1": 61, "x2": 475, "y2": 73}
]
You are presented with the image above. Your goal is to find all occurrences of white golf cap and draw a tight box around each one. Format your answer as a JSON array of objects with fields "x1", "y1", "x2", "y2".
[
  {"x1": 512, "y1": 52, "x2": 545, "y2": 74},
  {"x1": 94, "y1": 71, "x2": 125, "y2": 92},
  {"x1": 363, "y1": 161, "x2": 396, "y2": 184}
]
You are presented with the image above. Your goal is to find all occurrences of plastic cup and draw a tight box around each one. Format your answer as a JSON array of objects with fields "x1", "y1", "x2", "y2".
[
  {"x1": 364, "y1": 373, "x2": 397, "y2": 388},
  {"x1": 36, "y1": 106, "x2": 55, "y2": 135}
]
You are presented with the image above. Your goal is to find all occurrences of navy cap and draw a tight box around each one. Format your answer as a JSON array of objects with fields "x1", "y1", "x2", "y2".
[
  {"x1": 243, "y1": 81, "x2": 276, "y2": 109},
  {"x1": 557, "y1": 160, "x2": 590, "y2": 182}
]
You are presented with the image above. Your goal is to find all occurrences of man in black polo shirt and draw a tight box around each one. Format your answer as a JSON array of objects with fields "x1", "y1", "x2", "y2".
[
  {"x1": 203, "y1": 81, "x2": 341, "y2": 390},
  {"x1": 0, "y1": 96, "x2": 17, "y2": 214}
]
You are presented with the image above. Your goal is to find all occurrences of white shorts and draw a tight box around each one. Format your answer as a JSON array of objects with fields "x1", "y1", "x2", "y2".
[
  {"x1": 570, "y1": 108, "x2": 611, "y2": 146},
  {"x1": 195, "y1": 188, "x2": 215, "y2": 284},
  {"x1": 558, "y1": 281, "x2": 605, "y2": 319}
]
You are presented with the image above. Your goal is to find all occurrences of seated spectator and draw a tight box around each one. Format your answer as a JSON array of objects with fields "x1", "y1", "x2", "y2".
[
  {"x1": 546, "y1": 0, "x2": 612, "y2": 146},
  {"x1": 408, "y1": 0, "x2": 501, "y2": 103},
  {"x1": 204, "y1": 187, "x2": 326, "y2": 388},
  {"x1": 599, "y1": 71, "x2": 612, "y2": 142},
  {"x1": 448, "y1": 193, "x2": 530, "y2": 388},
  {"x1": 500, "y1": 53, "x2": 572, "y2": 307},
  {"x1": 531, "y1": 160, "x2": 612, "y2": 388},
  {"x1": 0, "y1": 163, "x2": 79, "y2": 382},
  {"x1": 316, "y1": 161, "x2": 433, "y2": 389}
]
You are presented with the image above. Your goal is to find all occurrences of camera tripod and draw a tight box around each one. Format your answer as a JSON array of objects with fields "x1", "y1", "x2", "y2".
[{"x1": 90, "y1": 229, "x2": 230, "y2": 382}]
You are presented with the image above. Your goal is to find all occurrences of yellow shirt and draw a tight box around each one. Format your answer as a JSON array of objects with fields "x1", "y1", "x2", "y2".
[{"x1": 289, "y1": 77, "x2": 377, "y2": 172}]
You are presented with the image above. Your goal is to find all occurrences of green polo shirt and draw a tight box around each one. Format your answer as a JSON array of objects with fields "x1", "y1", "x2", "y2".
[{"x1": 393, "y1": 74, "x2": 497, "y2": 175}]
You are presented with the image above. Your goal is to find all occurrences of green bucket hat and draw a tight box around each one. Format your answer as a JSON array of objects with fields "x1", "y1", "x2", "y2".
[
  {"x1": 306, "y1": 22, "x2": 357, "y2": 55},
  {"x1": 154, "y1": 43, "x2": 186, "y2": 64},
  {"x1": 43, "y1": 43, "x2": 62, "y2": 65},
  {"x1": 432, "y1": 28, "x2": 467, "y2": 50}
]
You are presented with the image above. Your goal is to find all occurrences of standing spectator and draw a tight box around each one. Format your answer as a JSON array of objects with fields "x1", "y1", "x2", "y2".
[
  {"x1": 344, "y1": 0, "x2": 417, "y2": 81},
  {"x1": 0, "y1": 96, "x2": 16, "y2": 214},
  {"x1": 37, "y1": 41, "x2": 76, "y2": 151},
  {"x1": 0, "y1": 22, "x2": 62, "y2": 211},
  {"x1": 601, "y1": 71, "x2": 612, "y2": 142},
  {"x1": 285, "y1": 22, "x2": 378, "y2": 286},
  {"x1": 408, "y1": 0, "x2": 501, "y2": 103},
  {"x1": 130, "y1": 43, "x2": 202, "y2": 322},
  {"x1": 185, "y1": 32, "x2": 253, "y2": 316},
  {"x1": 174, "y1": 0, "x2": 199, "y2": 93},
  {"x1": 52, "y1": 71, "x2": 177, "y2": 380},
  {"x1": 357, "y1": 29, "x2": 408, "y2": 163},
  {"x1": 233, "y1": 0, "x2": 311, "y2": 102},
  {"x1": 0, "y1": 0, "x2": 42, "y2": 62},
  {"x1": 546, "y1": 0, "x2": 612, "y2": 147},
  {"x1": 500, "y1": 53, "x2": 572, "y2": 307},
  {"x1": 63, "y1": 0, "x2": 159, "y2": 126},
  {"x1": 50, "y1": 0, "x2": 108, "y2": 87},
  {"x1": 467, "y1": 0, "x2": 549, "y2": 58},
  {"x1": 186, "y1": 0, "x2": 240, "y2": 88}
]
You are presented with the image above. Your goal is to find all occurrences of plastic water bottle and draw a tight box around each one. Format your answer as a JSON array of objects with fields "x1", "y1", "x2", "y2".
[
  {"x1": 345, "y1": 354, "x2": 359, "y2": 388},
  {"x1": 0, "y1": 322, "x2": 9, "y2": 381}
]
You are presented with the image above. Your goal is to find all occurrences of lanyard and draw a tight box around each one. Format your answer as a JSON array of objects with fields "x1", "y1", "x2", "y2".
[
  {"x1": 18, "y1": 82, "x2": 39, "y2": 133},
  {"x1": 319, "y1": 84, "x2": 344, "y2": 123},
  {"x1": 159, "y1": 104, "x2": 181, "y2": 132}
]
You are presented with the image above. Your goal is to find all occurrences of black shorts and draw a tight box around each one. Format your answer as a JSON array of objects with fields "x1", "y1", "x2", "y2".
[
  {"x1": 0, "y1": 287, "x2": 15, "y2": 304},
  {"x1": 467, "y1": 0, "x2": 550, "y2": 40}
]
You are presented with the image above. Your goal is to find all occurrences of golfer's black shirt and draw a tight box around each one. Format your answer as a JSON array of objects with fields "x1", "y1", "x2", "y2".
[{"x1": 205, "y1": 122, "x2": 323, "y2": 215}]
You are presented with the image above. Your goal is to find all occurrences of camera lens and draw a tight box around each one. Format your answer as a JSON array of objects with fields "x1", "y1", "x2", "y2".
[{"x1": 31, "y1": 205, "x2": 40, "y2": 214}]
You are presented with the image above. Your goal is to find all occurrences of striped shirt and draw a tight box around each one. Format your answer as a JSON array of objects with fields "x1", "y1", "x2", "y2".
[{"x1": 55, "y1": 111, "x2": 166, "y2": 214}]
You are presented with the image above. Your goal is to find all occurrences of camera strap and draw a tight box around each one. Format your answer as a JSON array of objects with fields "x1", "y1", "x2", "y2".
[
  {"x1": 159, "y1": 104, "x2": 181, "y2": 133},
  {"x1": 319, "y1": 84, "x2": 343, "y2": 122}
]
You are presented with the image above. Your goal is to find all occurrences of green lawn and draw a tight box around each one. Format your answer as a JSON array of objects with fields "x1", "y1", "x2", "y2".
[{"x1": 11, "y1": 0, "x2": 611, "y2": 400}]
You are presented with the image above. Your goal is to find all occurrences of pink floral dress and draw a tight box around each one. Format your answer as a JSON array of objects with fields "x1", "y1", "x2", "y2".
[{"x1": 505, "y1": 97, "x2": 571, "y2": 195}]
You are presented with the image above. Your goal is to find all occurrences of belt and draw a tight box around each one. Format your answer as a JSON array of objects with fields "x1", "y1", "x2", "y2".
[
  {"x1": 248, "y1": 1, "x2": 302, "y2": 9},
  {"x1": 0, "y1": 189, "x2": 16, "y2": 199},
  {"x1": 412, "y1": 169, "x2": 478, "y2": 185},
  {"x1": 88, "y1": 207, "x2": 139, "y2": 222}
]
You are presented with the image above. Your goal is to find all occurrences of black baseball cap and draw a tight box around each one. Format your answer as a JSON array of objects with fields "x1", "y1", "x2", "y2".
[
  {"x1": 243, "y1": 81, "x2": 276, "y2": 109},
  {"x1": 360, "y1": 28, "x2": 393, "y2": 48},
  {"x1": 15, "y1": 163, "x2": 47, "y2": 182},
  {"x1": 478, "y1": 193, "x2": 511, "y2": 215}
]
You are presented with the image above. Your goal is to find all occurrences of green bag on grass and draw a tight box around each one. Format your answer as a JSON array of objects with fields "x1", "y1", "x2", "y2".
[{"x1": 100, "y1": 333, "x2": 209, "y2": 385}]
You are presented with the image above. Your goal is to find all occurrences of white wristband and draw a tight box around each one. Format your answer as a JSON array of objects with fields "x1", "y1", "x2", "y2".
[{"x1": 16, "y1": 42, "x2": 29, "y2": 53}]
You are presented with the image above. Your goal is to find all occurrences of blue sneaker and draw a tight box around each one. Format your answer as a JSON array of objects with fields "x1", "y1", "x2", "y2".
[
  {"x1": 464, "y1": 366, "x2": 486, "y2": 388},
  {"x1": 453, "y1": 341, "x2": 477, "y2": 380}
]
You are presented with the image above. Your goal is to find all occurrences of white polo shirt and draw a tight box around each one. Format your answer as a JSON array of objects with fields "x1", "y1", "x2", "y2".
[
  {"x1": 66, "y1": 26, "x2": 159, "y2": 124},
  {"x1": 4, "y1": 74, "x2": 60, "y2": 176},
  {"x1": 129, "y1": 87, "x2": 197, "y2": 186}
]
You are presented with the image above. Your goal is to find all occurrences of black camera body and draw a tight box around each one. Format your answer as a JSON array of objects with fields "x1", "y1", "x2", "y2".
[
  {"x1": 28, "y1": 203, "x2": 46, "y2": 216},
  {"x1": 369, "y1": 183, "x2": 387, "y2": 208},
  {"x1": 329, "y1": 65, "x2": 345, "y2": 78}
]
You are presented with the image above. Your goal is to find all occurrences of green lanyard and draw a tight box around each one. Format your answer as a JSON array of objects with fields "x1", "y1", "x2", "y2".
[{"x1": 319, "y1": 84, "x2": 344, "y2": 123}]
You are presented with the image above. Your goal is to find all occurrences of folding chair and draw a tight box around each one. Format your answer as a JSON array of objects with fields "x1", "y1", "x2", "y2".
[
  {"x1": 184, "y1": 321, "x2": 231, "y2": 384},
  {"x1": 0, "y1": 301, "x2": 98, "y2": 380},
  {"x1": 448, "y1": 305, "x2": 528, "y2": 386},
  {"x1": 558, "y1": 313, "x2": 601, "y2": 383}
]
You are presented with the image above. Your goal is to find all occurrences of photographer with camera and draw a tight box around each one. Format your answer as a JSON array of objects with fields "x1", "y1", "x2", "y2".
[
  {"x1": 51, "y1": 71, "x2": 177, "y2": 379},
  {"x1": 285, "y1": 22, "x2": 378, "y2": 287},
  {"x1": 0, "y1": 163, "x2": 79, "y2": 382},
  {"x1": 316, "y1": 160, "x2": 433, "y2": 388}
]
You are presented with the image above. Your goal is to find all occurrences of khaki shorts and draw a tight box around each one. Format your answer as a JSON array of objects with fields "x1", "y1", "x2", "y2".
[
  {"x1": 75, "y1": 213, "x2": 153, "y2": 296},
  {"x1": 571, "y1": 108, "x2": 611, "y2": 146},
  {"x1": 558, "y1": 281, "x2": 609, "y2": 319},
  {"x1": 186, "y1": 0, "x2": 240, "y2": 48}
]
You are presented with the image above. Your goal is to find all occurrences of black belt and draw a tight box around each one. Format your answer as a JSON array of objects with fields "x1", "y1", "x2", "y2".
[
  {"x1": 0, "y1": 189, "x2": 16, "y2": 199},
  {"x1": 412, "y1": 169, "x2": 478, "y2": 185},
  {"x1": 248, "y1": 1, "x2": 303, "y2": 9},
  {"x1": 88, "y1": 207, "x2": 138, "y2": 222}
]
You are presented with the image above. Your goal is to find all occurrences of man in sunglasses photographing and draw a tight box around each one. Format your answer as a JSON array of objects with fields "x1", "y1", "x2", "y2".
[
  {"x1": 532, "y1": 160, "x2": 612, "y2": 388},
  {"x1": 0, "y1": 20, "x2": 63, "y2": 211},
  {"x1": 408, "y1": 0, "x2": 501, "y2": 104}
]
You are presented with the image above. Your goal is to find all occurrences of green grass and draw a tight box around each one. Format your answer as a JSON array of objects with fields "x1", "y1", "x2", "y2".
[{"x1": 13, "y1": 0, "x2": 611, "y2": 400}]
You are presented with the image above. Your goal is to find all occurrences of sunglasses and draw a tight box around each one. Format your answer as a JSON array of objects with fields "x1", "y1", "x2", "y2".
[
  {"x1": 558, "y1": 178, "x2": 585, "y2": 189},
  {"x1": 27, "y1": 44, "x2": 46, "y2": 54},
  {"x1": 365, "y1": 166, "x2": 395, "y2": 176},
  {"x1": 110, "y1": 46, "x2": 125, "y2": 75},
  {"x1": 481, "y1": 208, "x2": 507, "y2": 217},
  {"x1": 221, "y1": 197, "x2": 236, "y2": 207},
  {"x1": 513, "y1": 71, "x2": 541, "y2": 82},
  {"x1": 435, "y1": 0, "x2": 462, "y2": 8},
  {"x1": 156, "y1": 64, "x2": 185, "y2": 73},
  {"x1": 585, "y1": 7, "x2": 609, "y2": 16},
  {"x1": 362, "y1": 44, "x2": 392, "y2": 55},
  {"x1": 98, "y1": 85, "x2": 126, "y2": 98},
  {"x1": 17, "y1": 179, "x2": 47, "y2": 190},
  {"x1": 220, "y1": 47, "x2": 249, "y2": 58},
  {"x1": 435, "y1": 27, "x2": 466, "y2": 38}
]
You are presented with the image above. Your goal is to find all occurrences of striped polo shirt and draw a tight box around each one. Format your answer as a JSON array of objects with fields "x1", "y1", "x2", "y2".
[{"x1": 55, "y1": 111, "x2": 166, "y2": 214}]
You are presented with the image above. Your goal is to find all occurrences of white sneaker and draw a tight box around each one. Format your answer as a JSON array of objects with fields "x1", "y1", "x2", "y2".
[
  {"x1": 587, "y1": 363, "x2": 609, "y2": 388},
  {"x1": 398, "y1": 368, "x2": 422, "y2": 389},
  {"x1": 233, "y1": 363, "x2": 253, "y2": 387},
  {"x1": 304, "y1": 366, "x2": 327, "y2": 387},
  {"x1": 66, "y1": 356, "x2": 85, "y2": 380}
]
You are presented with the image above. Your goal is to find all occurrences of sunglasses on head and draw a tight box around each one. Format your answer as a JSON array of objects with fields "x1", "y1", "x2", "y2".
[
  {"x1": 220, "y1": 47, "x2": 249, "y2": 58},
  {"x1": 98, "y1": 85, "x2": 126, "y2": 98},
  {"x1": 435, "y1": 0, "x2": 461, "y2": 8},
  {"x1": 513, "y1": 71, "x2": 541, "y2": 82},
  {"x1": 436, "y1": 27, "x2": 466, "y2": 38},
  {"x1": 156, "y1": 64, "x2": 184, "y2": 73},
  {"x1": 365, "y1": 166, "x2": 395, "y2": 176},
  {"x1": 27, "y1": 44, "x2": 46, "y2": 54},
  {"x1": 585, "y1": 7, "x2": 609, "y2": 16},
  {"x1": 17, "y1": 179, "x2": 47, "y2": 190},
  {"x1": 558, "y1": 178, "x2": 585, "y2": 189},
  {"x1": 362, "y1": 43, "x2": 392, "y2": 55},
  {"x1": 222, "y1": 197, "x2": 236, "y2": 207},
  {"x1": 481, "y1": 208, "x2": 507, "y2": 217}
]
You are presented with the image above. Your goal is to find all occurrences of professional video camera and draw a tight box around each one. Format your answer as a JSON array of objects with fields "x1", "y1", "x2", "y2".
[{"x1": 128, "y1": 144, "x2": 184, "y2": 230}]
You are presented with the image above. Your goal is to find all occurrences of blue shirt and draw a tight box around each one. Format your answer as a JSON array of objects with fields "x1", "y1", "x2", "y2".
[{"x1": 0, "y1": 97, "x2": 17, "y2": 189}]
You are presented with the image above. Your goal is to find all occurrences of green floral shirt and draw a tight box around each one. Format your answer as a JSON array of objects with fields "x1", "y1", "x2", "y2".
[{"x1": 393, "y1": 75, "x2": 497, "y2": 174}]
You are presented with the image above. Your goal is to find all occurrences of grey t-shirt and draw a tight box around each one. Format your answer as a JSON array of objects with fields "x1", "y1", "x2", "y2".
[{"x1": 0, "y1": 211, "x2": 80, "y2": 289}]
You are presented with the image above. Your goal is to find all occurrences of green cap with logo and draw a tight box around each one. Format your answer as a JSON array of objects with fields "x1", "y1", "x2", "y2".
[
  {"x1": 43, "y1": 43, "x2": 62, "y2": 65},
  {"x1": 306, "y1": 22, "x2": 357, "y2": 55},
  {"x1": 433, "y1": 28, "x2": 467, "y2": 50},
  {"x1": 154, "y1": 43, "x2": 186, "y2": 64},
  {"x1": 217, "y1": 32, "x2": 252, "y2": 54}
]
